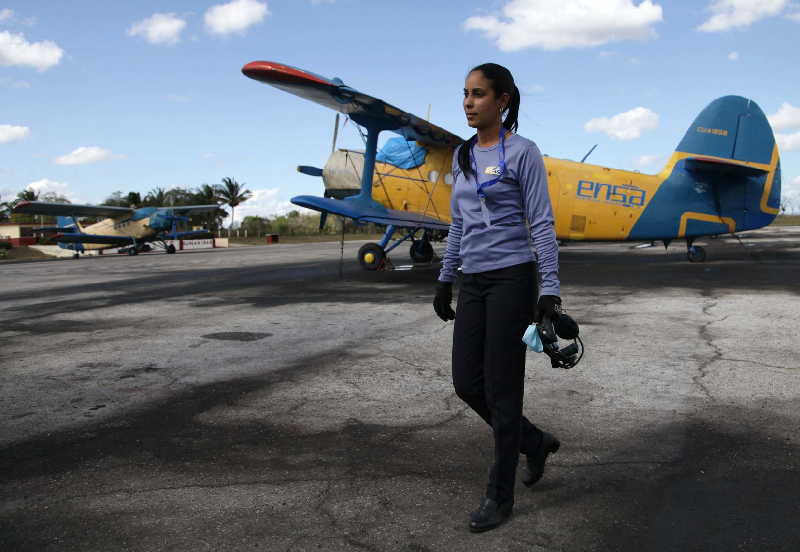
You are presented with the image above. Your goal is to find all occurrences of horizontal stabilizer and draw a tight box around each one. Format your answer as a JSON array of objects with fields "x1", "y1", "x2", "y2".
[
  {"x1": 36, "y1": 226, "x2": 76, "y2": 233},
  {"x1": 50, "y1": 233, "x2": 134, "y2": 246},
  {"x1": 297, "y1": 165, "x2": 324, "y2": 177},
  {"x1": 684, "y1": 156, "x2": 768, "y2": 177},
  {"x1": 291, "y1": 195, "x2": 449, "y2": 231}
]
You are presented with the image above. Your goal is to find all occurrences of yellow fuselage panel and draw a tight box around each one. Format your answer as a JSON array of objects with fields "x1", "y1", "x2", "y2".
[
  {"x1": 371, "y1": 144, "x2": 454, "y2": 224},
  {"x1": 368, "y1": 144, "x2": 660, "y2": 241}
]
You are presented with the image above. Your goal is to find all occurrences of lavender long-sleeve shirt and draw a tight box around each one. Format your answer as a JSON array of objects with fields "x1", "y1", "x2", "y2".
[{"x1": 438, "y1": 133, "x2": 560, "y2": 296}]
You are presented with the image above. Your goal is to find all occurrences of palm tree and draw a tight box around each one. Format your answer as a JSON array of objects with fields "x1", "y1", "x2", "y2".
[
  {"x1": 194, "y1": 184, "x2": 223, "y2": 230},
  {"x1": 216, "y1": 177, "x2": 252, "y2": 229},
  {"x1": 145, "y1": 187, "x2": 167, "y2": 206},
  {"x1": 126, "y1": 191, "x2": 142, "y2": 208},
  {"x1": 16, "y1": 189, "x2": 39, "y2": 202}
]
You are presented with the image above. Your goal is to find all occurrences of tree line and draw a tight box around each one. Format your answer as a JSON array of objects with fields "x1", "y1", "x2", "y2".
[
  {"x1": 1, "y1": 177, "x2": 251, "y2": 231},
  {"x1": 1, "y1": 177, "x2": 379, "y2": 236}
]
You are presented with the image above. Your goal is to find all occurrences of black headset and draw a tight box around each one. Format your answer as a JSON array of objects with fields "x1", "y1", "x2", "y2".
[{"x1": 537, "y1": 309, "x2": 584, "y2": 369}]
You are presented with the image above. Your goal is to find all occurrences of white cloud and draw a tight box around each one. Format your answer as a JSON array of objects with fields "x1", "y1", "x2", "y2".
[
  {"x1": 0, "y1": 8, "x2": 13, "y2": 23},
  {"x1": 205, "y1": 0, "x2": 269, "y2": 35},
  {"x1": 768, "y1": 102, "x2": 800, "y2": 131},
  {"x1": 698, "y1": 0, "x2": 789, "y2": 32},
  {"x1": 26, "y1": 178, "x2": 81, "y2": 202},
  {"x1": 728, "y1": 51, "x2": 739, "y2": 61},
  {"x1": 776, "y1": 131, "x2": 800, "y2": 152},
  {"x1": 788, "y1": 11, "x2": 800, "y2": 21},
  {"x1": 522, "y1": 83, "x2": 545, "y2": 94},
  {"x1": 584, "y1": 107, "x2": 659, "y2": 140},
  {"x1": 0, "y1": 30, "x2": 63, "y2": 71},
  {"x1": 128, "y1": 13, "x2": 186, "y2": 45},
  {"x1": 0, "y1": 124, "x2": 30, "y2": 144},
  {"x1": 230, "y1": 188, "x2": 300, "y2": 224},
  {"x1": 633, "y1": 154, "x2": 663, "y2": 168},
  {"x1": 54, "y1": 146, "x2": 125, "y2": 166},
  {"x1": 464, "y1": 0, "x2": 663, "y2": 52}
]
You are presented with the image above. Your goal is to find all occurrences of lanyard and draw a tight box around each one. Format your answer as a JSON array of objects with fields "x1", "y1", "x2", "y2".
[{"x1": 470, "y1": 129, "x2": 507, "y2": 199}]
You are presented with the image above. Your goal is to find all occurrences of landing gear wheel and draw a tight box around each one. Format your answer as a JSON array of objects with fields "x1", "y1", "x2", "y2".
[
  {"x1": 72, "y1": 253, "x2": 80, "y2": 259},
  {"x1": 166, "y1": 244, "x2": 177, "y2": 254},
  {"x1": 687, "y1": 245, "x2": 706, "y2": 263},
  {"x1": 358, "y1": 242, "x2": 385, "y2": 271},
  {"x1": 409, "y1": 240, "x2": 434, "y2": 263},
  {"x1": 128, "y1": 248, "x2": 138, "y2": 256}
]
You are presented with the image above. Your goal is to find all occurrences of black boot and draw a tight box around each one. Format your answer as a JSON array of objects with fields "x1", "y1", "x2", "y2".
[
  {"x1": 522, "y1": 431, "x2": 560, "y2": 487},
  {"x1": 469, "y1": 497, "x2": 513, "y2": 533}
]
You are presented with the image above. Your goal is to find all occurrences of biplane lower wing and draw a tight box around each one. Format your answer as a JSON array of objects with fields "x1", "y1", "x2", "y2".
[
  {"x1": 292, "y1": 195, "x2": 450, "y2": 231},
  {"x1": 165, "y1": 230, "x2": 215, "y2": 240},
  {"x1": 50, "y1": 233, "x2": 134, "y2": 246}
]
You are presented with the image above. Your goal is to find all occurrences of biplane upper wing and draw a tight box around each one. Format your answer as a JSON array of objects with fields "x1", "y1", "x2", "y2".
[
  {"x1": 292, "y1": 195, "x2": 450, "y2": 231},
  {"x1": 242, "y1": 61, "x2": 464, "y2": 148},
  {"x1": 13, "y1": 201, "x2": 134, "y2": 218},
  {"x1": 169, "y1": 205, "x2": 222, "y2": 214}
]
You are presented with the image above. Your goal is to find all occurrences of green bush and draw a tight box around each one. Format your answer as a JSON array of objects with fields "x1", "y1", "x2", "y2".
[{"x1": 0, "y1": 241, "x2": 12, "y2": 250}]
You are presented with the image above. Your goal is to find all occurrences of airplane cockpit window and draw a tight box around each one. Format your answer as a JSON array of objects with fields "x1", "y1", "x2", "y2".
[
  {"x1": 444, "y1": 173, "x2": 454, "y2": 186},
  {"x1": 428, "y1": 170, "x2": 439, "y2": 183}
]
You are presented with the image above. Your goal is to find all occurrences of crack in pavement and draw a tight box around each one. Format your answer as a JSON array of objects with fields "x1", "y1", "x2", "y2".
[{"x1": 692, "y1": 299, "x2": 726, "y2": 402}]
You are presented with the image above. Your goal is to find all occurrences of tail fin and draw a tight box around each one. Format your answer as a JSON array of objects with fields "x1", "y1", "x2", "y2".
[
  {"x1": 676, "y1": 95, "x2": 775, "y2": 164},
  {"x1": 675, "y1": 95, "x2": 781, "y2": 221},
  {"x1": 57, "y1": 216, "x2": 83, "y2": 232}
]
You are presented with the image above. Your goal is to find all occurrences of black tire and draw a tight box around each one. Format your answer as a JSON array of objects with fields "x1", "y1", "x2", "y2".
[
  {"x1": 72, "y1": 253, "x2": 80, "y2": 259},
  {"x1": 128, "y1": 248, "x2": 138, "y2": 256},
  {"x1": 358, "y1": 242, "x2": 385, "y2": 270},
  {"x1": 166, "y1": 244, "x2": 177, "y2": 254},
  {"x1": 687, "y1": 245, "x2": 706, "y2": 262},
  {"x1": 410, "y1": 240, "x2": 434, "y2": 263}
]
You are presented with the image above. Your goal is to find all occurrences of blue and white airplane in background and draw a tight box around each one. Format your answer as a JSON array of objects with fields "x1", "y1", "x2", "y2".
[{"x1": 13, "y1": 201, "x2": 221, "y2": 258}]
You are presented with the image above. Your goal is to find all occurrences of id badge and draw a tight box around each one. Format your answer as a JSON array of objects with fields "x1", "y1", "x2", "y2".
[{"x1": 479, "y1": 196, "x2": 491, "y2": 227}]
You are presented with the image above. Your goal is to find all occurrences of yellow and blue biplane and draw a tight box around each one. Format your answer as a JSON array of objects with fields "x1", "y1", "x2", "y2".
[
  {"x1": 11, "y1": 201, "x2": 220, "y2": 258},
  {"x1": 242, "y1": 61, "x2": 781, "y2": 269}
]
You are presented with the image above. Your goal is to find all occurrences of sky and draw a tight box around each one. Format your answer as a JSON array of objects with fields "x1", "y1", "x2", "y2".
[{"x1": 2, "y1": 0, "x2": 800, "y2": 222}]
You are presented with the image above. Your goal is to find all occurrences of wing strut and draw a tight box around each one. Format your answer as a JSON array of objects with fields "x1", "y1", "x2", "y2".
[{"x1": 358, "y1": 126, "x2": 380, "y2": 200}]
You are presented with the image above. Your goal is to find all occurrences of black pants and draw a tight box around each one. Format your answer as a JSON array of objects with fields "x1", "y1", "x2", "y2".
[{"x1": 452, "y1": 261, "x2": 544, "y2": 505}]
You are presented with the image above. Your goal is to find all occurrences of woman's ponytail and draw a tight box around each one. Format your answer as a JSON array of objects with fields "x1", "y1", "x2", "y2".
[
  {"x1": 503, "y1": 85, "x2": 520, "y2": 134},
  {"x1": 458, "y1": 134, "x2": 477, "y2": 177}
]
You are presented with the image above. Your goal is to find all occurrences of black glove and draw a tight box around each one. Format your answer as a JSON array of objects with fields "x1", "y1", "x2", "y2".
[
  {"x1": 533, "y1": 295, "x2": 561, "y2": 323},
  {"x1": 433, "y1": 281, "x2": 456, "y2": 321}
]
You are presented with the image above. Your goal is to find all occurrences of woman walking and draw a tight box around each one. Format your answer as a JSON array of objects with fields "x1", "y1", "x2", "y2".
[{"x1": 433, "y1": 63, "x2": 562, "y2": 532}]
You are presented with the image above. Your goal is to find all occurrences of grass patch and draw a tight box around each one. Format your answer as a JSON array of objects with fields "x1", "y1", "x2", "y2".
[
  {"x1": 0, "y1": 246, "x2": 52, "y2": 262},
  {"x1": 771, "y1": 215, "x2": 800, "y2": 226}
]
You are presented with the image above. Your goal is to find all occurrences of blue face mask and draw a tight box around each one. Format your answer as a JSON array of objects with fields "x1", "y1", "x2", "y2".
[{"x1": 522, "y1": 324, "x2": 543, "y2": 353}]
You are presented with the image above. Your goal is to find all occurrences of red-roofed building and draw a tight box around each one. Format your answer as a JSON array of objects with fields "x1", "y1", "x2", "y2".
[{"x1": 0, "y1": 223, "x2": 46, "y2": 246}]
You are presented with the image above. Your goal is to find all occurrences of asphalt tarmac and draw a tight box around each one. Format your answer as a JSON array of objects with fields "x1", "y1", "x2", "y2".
[{"x1": 2, "y1": 228, "x2": 799, "y2": 551}]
